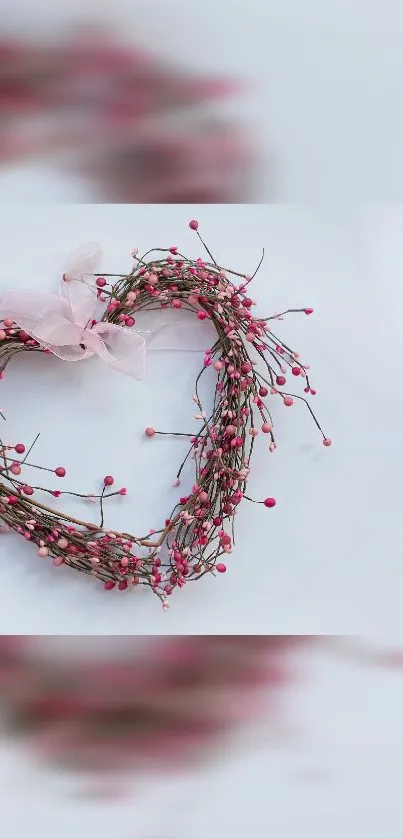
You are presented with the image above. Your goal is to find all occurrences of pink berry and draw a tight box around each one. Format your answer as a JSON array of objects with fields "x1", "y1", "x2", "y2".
[
  {"x1": 104, "y1": 581, "x2": 116, "y2": 591},
  {"x1": 10, "y1": 463, "x2": 21, "y2": 475},
  {"x1": 55, "y1": 467, "x2": 66, "y2": 478},
  {"x1": 284, "y1": 396, "x2": 294, "y2": 407},
  {"x1": 197, "y1": 310, "x2": 207, "y2": 320},
  {"x1": 292, "y1": 367, "x2": 301, "y2": 376},
  {"x1": 323, "y1": 438, "x2": 332, "y2": 447},
  {"x1": 241, "y1": 361, "x2": 252, "y2": 374},
  {"x1": 57, "y1": 538, "x2": 69, "y2": 549},
  {"x1": 15, "y1": 443, "x2": 25, "y2": 454},
  {"x1": 276, "y1": 375, "x2": 286, "y2": 386},
  {"x1": 8, "y1": 496, "x2": 18, "y2": 505},
  {"x1": 119, "y1": 487, "x2": 127, "y2": 496},
  {"x1": 259, "y1": 386, "x2": 268, "y2": 397},
  {"x1": 189, "y1": 219, "x2": 199, "y2": 230},
  {"x1": 125, "y1": 316, "x2": 135, "y2": 327},
  {"x1": 172, "y1": 298, "x2": 182, "y2": 309},
  {"x1": 216, "y1": 563, "x2": 227, "y2": 573},
  {"x1": 96, "y1": 277, "x2": 106, "y2": 288},
  {"x1": 53, "y1": 556, "x2": 64, "y2": 567},
  {"x1": 305, "y1": 308, "x2": 314, "y2": 315},
  {"x1": 264, "y1": 497, "x2": 277, "y2": 508},
  {"x1": 262, "y1": 422, "x2": 272, "y2": 434},
  {"x1": 22, "y1": 485, "x2": 34, "y2": 496},
  {"x1": 38, "y1": 547, "x2": 48, "y2": 557},
  {"x1": 145, "y1": 427, "x2": 156, "y2": 437},
  {"x1": 213, "y1": 360, "x2": 223, "y2": 371},
  {"x1": 118, "y1": 581, "x2": 128, "y2": 591},
  {"x1": 0, "y1": 330, "x2": 6, "y2": 340},
  {"x1": 104, "y1": 475, "x2": 114, "y2": 486}
]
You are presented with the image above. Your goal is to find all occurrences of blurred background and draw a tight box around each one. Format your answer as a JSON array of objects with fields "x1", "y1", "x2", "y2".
[
  {"x1": 0, "y1": 636, "x2": 403, "y2": 838},
  {"x1": 2, "y1": 0, "x2": 403, "y2": 202}
]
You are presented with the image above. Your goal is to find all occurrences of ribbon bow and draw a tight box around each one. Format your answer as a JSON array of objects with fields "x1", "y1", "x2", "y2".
[{"x1": 0, "y1": 243, "x2": 212, "y2": 378}]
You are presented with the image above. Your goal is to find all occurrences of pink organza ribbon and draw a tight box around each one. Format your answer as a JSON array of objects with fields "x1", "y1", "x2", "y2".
[{"x1": 0, "y1": 243, "x2": 212, "y2": 379}]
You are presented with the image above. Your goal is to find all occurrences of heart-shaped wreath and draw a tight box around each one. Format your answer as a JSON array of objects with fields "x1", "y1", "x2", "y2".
[{"x1": 0, "y1": 221, "x2": 331, "y2": 606}]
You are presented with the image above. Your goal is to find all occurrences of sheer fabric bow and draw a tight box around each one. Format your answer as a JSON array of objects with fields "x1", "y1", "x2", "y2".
[{"x1": 0, "y1": 243, "x2": 211, "y2": 378}]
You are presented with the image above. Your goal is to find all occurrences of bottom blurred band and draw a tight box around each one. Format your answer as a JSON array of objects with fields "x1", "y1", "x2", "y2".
[{"x1": 0, "y1": 635, "x2": 402, "y2": 794}]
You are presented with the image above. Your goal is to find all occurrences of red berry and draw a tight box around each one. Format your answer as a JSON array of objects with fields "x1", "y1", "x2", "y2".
[
  {"x1": 305, "y1": 308, "x2": 314, "y2": 315},
  {"x1": 55, "y1": 467, "x2": 66, "y2": 478},
  {"x1": 96, "y1": 278, "x2": 106, "y2": 288},
  {"x1": 216, "y1": 563, "x2": 227, "y2": 573},
  {"x1": 264, "y1": 497, "x2": 277, "y2": 508},
  {"x1": 197, "y1": 310, "x2": 207, "y2": 320},
  {"x1": 259, "y1": 386, "x2": 268, "y2": 397},
  {"x1": 15, "y1": 443, "x2": 25, "y2": 454},
  {"x1": 323, "y1": 438, "x2": 332, "y2": 447},
  {"x1": 22, "y1": 485, "x2": 34, "y2": 496},
  {"x1": 118, "y1": 581, "x2": 128, "y2": 591},
  {"x1": 292, "y1": 367, "x2": 301, "y2": 376},
  {"x1": 276, "y1": 375, "x2": 286, "y2": 386},
  {"x1": 104, "y1": 581, "x2": 116, "y2": 591},
  {"x1": 125, "y1": 316, "x2": 135, "y2": 327},
  {"x1": 104, "y1": 475, "x2": 114, "y2": 486},
  {"x1": 189, "y1": 219, "x2": 199, "y2": 230},
  {"x1": 8, "y1": 496, "x2": 18, "y2": 505}
]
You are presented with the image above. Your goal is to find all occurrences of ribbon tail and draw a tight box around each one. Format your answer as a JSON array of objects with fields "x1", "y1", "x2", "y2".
[
  {"x1": 90, "y1": 322, "x2": 147, "y2": 378},
  {"x1": 59, "y1": 279, "x2": 99, "y2": 328},
  {"x1": 63, "y1": 242, "x2": 104, "y2": 283},
  {"x1": 143, "y1": 319, "x2": 216, "y2": 353}
]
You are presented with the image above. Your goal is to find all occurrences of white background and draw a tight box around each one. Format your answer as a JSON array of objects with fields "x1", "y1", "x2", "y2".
[
  {"x1": 0, "y1": 204, "x2": 401, "y2": 634},
  {"x1": 1, "y1": 641, "x2": 403, "y2": 838},
  {"x1": 1, "y1": 0, "x2": 403, "y2": 201}
]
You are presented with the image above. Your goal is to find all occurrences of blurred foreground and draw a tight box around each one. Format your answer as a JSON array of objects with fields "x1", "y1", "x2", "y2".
[
  {"x1": 0, "y1": 23, "x2": 256, "y2": 202},
  {"x1": 0, "y1": 636, "x2": 403, "y2": 837}
]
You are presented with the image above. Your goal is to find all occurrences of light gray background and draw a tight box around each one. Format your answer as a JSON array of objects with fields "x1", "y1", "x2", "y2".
[
  {"x1": 0, "y1": 204, "x2": 400, "y2": 634},
  {"x1": 1, "y1": 0, "x2": 403, "y2": 201}
]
